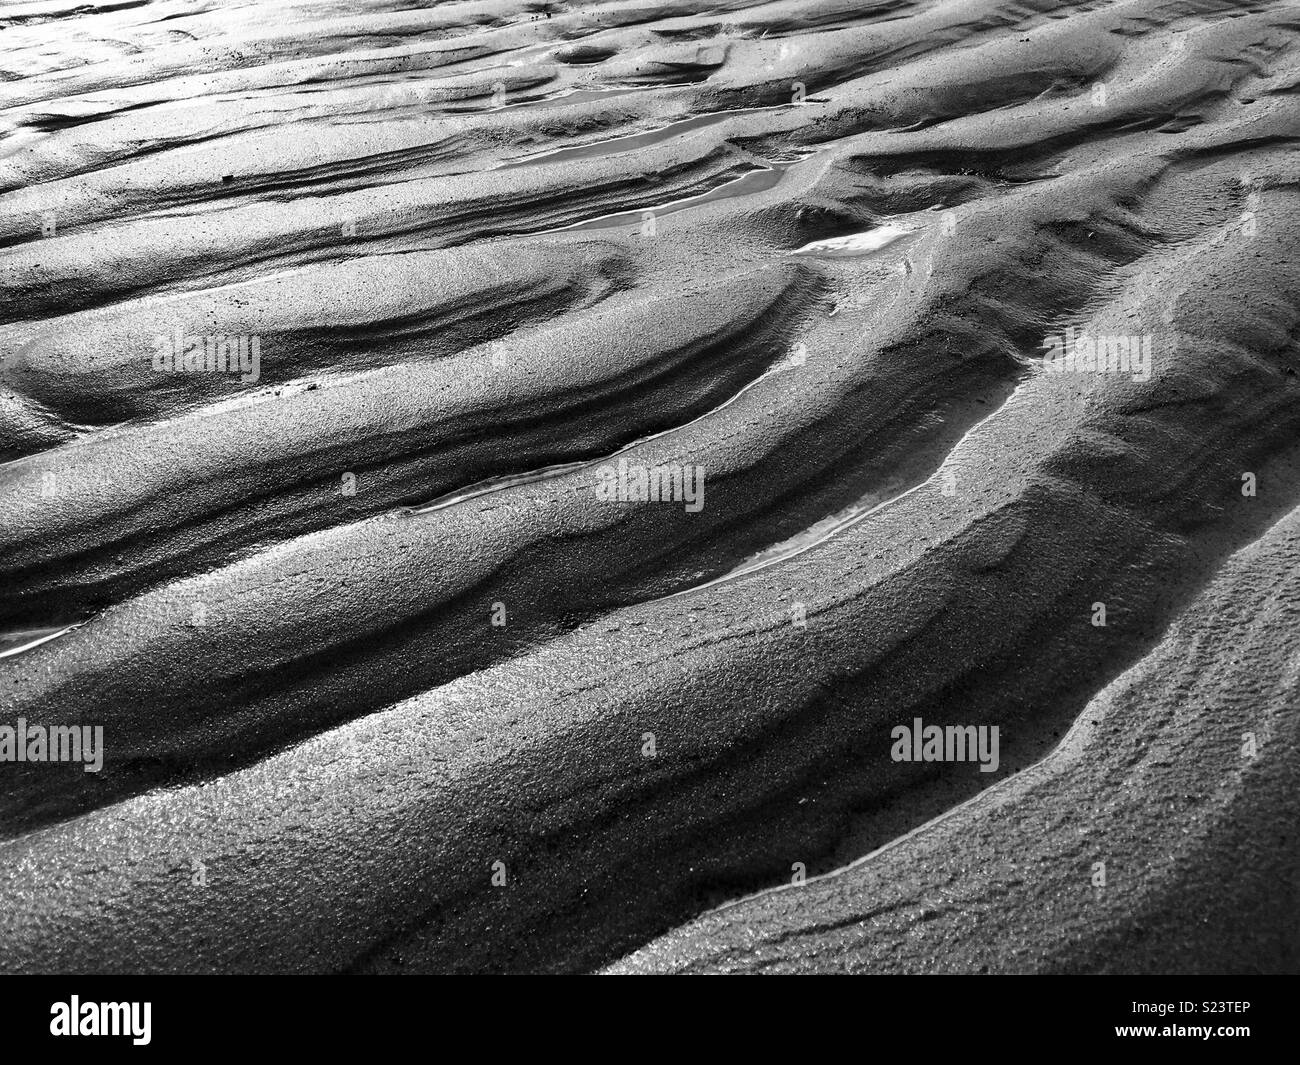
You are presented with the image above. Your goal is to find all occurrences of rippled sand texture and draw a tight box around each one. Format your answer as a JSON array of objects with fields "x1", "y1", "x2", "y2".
[{"x1": 2, "y1": 0, "x2": 1299, "y2": 974}]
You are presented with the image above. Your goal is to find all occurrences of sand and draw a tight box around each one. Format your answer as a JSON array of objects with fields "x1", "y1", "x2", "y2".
[{"x1": 1, "y1": 0, "x2": 1298, "y2": 973}]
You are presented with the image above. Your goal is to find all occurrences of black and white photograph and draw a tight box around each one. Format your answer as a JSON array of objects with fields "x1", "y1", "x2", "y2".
[{"x1": 0, "y1": 0, "x2": 1295, "y2": 1035}]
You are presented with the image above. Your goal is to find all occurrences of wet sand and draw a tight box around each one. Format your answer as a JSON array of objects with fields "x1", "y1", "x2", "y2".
[{"x1": 1, "y1": 0, "x2": 1298, "y2": 973}]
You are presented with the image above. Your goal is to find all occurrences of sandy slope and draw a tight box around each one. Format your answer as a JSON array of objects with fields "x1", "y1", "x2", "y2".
[
  {"x1": 609, "y1": 499, "x2": 1300, "y2": 973},
  {"x1": 1, "y1": 0, "x2": 1298, "y2": 973}
]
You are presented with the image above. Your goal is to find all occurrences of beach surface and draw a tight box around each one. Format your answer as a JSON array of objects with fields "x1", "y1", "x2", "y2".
[{"x1": 1, "y1": 0, "x2": 1298, "y2": 973}]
